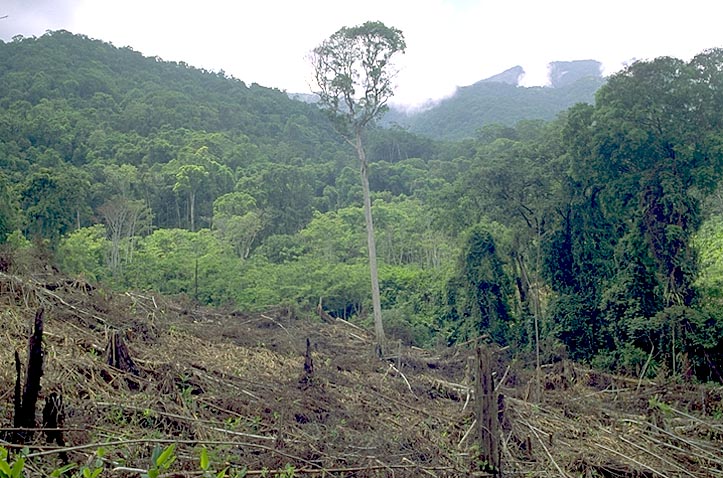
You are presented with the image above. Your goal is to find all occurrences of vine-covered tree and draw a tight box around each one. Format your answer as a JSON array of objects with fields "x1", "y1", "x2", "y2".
[
  {"x1": 0, "y1": 172, "x2": 19, "y2": 244},
  {"x1": 311, "y1": 20, "x2": 406, "y2": 356},
  {"x1": 446, "y1": 225, "x2": 511, "y2": 345},
  {"x1": 546, "y1": 50, "x2": 723, "y2": 377}
]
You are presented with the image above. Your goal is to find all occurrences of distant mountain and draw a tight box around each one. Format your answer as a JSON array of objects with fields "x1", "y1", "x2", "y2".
[
  {"x1": 549, "y1": 60, "x2": 602, "y2": 88},
  {"x1": 384, "y1": 60, "x2": 605, "y2": 141},
  {"x1": 477, "y1": 65, "x2": 525, "y2": 86},
  {"x1": 287, "y1": 92, "x2": 319, "y2": 104}
]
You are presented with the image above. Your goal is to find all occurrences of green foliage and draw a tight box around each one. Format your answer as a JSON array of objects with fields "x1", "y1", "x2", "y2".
[
  {"x1": 237, "y1": 163, "x2": 315, "y2": 238},
  {"x1": 5, "y1": 31, "x2": 723, "y2": 380},
  {"x1": 67, "y1": 447, "x2": 105, "y2": 478},
  {"x1": 378, "y1": 264, "x2": 452, "y2": 346},
  {"x1": 547, "y1": 293, "x2": 600, "y2": 361},
  {"x1": 372, "y1": 197, "x2": 454, "y2": 268},
  {"x1": 144, "y1": 443, "x2": 177, "y2": 478},
  {"x1": 0, "y1": 447, "x2": 25, "y2": 478},
  {"x1": 311, "y1": 20, "x2": 406, "y2": 134},
  {"x1": 121, "y1": 228, "x2": 240, "y2": 304},
  {"x1": 694, "y1": 215, "x2": 723, "y2": 302},
  {"x1": 198, "y1": 447, "x2": 231, "y2": 478},
  {"x1": 57, "y1": 225, "x2": 110, "y2": 282},
  {"x1": 0, "y1": 173, "x2": 20, "y2": 243},
  {"x1": 445, "y1": 224, "x2": 512, "y2": 344},
  {"x1": 19, "y1": 166, "x2": 91, "y2": 246},
  {"x1": 300, "y1": 208, "x2": 364, "y2": 263},
  {"x1": 540, "y1": 51, "x2": 723, "y2": 378},
  {"x1": 591, "y1": 343, "x2": 652, "y2": 377}
]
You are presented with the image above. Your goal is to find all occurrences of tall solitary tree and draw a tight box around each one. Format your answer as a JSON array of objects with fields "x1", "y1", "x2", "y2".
[{"x1": 310, "y1": 21, "x2": 406, "y2": 356}]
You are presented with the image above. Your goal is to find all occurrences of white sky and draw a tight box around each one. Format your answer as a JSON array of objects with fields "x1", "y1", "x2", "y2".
[{"x1": 1, "y1": 0, "x2": 722, "y2": 107}]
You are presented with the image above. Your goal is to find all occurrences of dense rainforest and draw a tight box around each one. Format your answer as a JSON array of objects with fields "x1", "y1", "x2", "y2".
[{"x1": 2, "y1": 31, "x2": 723, "y2": 382}]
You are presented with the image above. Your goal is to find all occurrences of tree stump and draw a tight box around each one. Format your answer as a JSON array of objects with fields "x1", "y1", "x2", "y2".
[
  {"x1": 475, "y1": 344, "x2": 500, "y2": 475},
  {"x1": 316, "y1": 298, "x2": 334, "y2": 323},
  {"x1": 12, "y1": 308, "x2": 45, "y2": 444},
  {"x1": 42, "y1": 392, "x2": 68, "y2": 465},
  {"x1": 13, "y1": 352, "x2": 22, "y2": 430},
  {"x1": 299, "y1": 338, "x2": 314, "y2": 389},
  {"x1": 106, "y1": 330, "x2": 140, "y2": 376}
]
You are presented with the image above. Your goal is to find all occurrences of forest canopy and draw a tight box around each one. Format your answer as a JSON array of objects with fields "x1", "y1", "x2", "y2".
[{"x1": 2, "y1": 31, "x2": 723, "y2": 382}]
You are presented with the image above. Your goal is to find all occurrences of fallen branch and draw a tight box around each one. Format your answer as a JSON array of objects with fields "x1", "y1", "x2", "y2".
[
  {"x1": 666, "y1": 405, "x2": 723, "y2": 432},
  {"x1": 520, "y1": 418, "x2": 572, "y2": 478},
  {"x1": 260, "y1": 314, "x2": 291, "y2": 337},
  {"x1": 617, "y1": 435, "x2": 696, "y2": 478},
  {"x1": 593, "y1": 441, "x2": 669, "y2": 478},
  {"x1": 94, "y1": 402, "x2": 276, "y2": 441},
  {"x1": 494, "y1": 365, "x2": 510, "y2": 393},
  {"x1": 458, "y1": 419, "x2": 477, "y2": 448},
  {"x1": 24, "y1": 438, "x2": 319, "y2": 468},
  {"x1": 387, "y1": 363, "x2": 415, "y2": 396}
]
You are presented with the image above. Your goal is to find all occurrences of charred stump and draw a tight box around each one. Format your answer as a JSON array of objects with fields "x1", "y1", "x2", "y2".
[
  {"x1": 42, "y1": 392, "x2": 68, "y2": 465},
  {"x1": 105, "y1": 330, "x2": 139, "y2": 376},
  {"x1": 299, "y1": 338, "x2": 314, "y2": 389},
  {"x1": 475, "y1": 344, "x2": 500, "y2": 475},
  {"x1": 12, "y1": 308, "x2": 45, "y2": 444},
  {"x1": 13, "y1": 351, "x2": 22, "y2": 430}
]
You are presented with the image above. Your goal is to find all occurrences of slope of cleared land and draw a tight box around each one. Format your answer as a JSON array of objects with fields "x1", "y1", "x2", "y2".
[{"x1": 0, "y1": 269, "x2": 721, "y2": 477}]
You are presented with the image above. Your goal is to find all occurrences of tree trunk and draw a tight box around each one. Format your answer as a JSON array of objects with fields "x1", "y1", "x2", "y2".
[
  {"x1": 355, "y1": 132, "x2": 385, "y2": 357},
  {"x1": 13, "y1": 308, "x2": 45, "y2": 444},
  {"x1": 190, "y1": 190, "x2": 196, "y2": 232},
  {"x1": 22, "y1": 308, "x2": 45, "y2": 429},
  {"x1": 299, "y1": 337, "x2": 315, "y2": 389},
  {"x1": 476, "y1": 344, "x2": 500, "y2": 474}
]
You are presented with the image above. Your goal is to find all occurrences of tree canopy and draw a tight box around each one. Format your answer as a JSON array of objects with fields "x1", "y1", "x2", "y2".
[
  {"x1": 311, "y1": 20, "x2": 406, "y2": 355},
  {"x1": 2, "y1": 32, "x2": 723, "y2": 381}
]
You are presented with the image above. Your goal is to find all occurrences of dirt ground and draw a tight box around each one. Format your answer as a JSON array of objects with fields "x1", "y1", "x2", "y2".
[{"x1": 0, "y1": 269, "x2": 722, "y2": 477}]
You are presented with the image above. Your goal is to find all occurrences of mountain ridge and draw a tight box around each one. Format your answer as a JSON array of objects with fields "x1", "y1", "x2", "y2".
[{"x1": 383, "y1": 59, "x2": 604, "y2": 140}]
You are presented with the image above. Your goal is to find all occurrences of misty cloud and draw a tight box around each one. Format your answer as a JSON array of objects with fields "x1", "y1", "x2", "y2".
[{"x1": 0, "y1": 0, "x2": 81, "y2": 41}]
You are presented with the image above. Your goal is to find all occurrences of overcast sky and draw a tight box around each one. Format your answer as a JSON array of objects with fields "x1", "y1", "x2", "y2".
[{"x1": 1, "y1": 0, "x2": 722, "y2": 107}]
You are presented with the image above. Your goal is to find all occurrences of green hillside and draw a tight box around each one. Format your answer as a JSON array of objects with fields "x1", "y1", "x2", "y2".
[
  {"x1": 385, "y1": 62, "x2": 604, "y2": 141},
  {"x1": 0, "y1": 30, "x2": 437, "y2": 234},
  {"x1": 2, "y1": 31, "x2": 723, "y2": 382}
]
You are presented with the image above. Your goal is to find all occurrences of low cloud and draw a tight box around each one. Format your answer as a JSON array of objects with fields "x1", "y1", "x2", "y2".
[{"x1": 0, "y1": 0, "x2": 80, "y2": 40}]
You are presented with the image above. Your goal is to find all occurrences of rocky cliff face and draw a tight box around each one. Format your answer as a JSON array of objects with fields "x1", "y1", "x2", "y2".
[
  {"x1": 476, "y1": 65, "x2": 525, "y2": 86},
  {"x1": 548, "y1": 60, "x2": 602, "y2": 87}
]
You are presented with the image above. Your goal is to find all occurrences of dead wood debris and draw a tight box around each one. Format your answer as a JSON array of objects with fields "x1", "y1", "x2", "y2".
[{"x1": 0, "y1": 270, "x2": 721, "y2": 477}]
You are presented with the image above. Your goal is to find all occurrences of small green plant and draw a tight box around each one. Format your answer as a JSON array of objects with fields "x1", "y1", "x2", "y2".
[
  {"x1": 74, "y1": 447, "x2": 105, "y2": 478},
  {"x1": 180, "y1": 385, "x2": 194, "y2": 405},
  {"x1": 198, "y1": 447, "x2": 230, "y2": 478},
  {"x1": 200, "y1": 447, "x2": 210, "y2": 474},
  {"x1": 0, "y1": 447, "x2": 25, "y2": 478},
  {"x1": 279, "y1": 463, "x2": 295, "y2": 478},
  {"x1": 143, "y1": 443, "x2": 177, "y2": 478},
  {"x1": 249, "y1": 415, "x2": 262, "y2": 432},
  {"x1": 224, "y1": 416, "x2": 242, "y2": 429},
  {"x1": 649, "y1": 395, "x2": 673, "y2": 416},
  {"x1": 109, "y1": 406, "x2": 126, "y2": 426},
  {"x1": 50, "y1": 464, "x2": 76, "y2": 478}
]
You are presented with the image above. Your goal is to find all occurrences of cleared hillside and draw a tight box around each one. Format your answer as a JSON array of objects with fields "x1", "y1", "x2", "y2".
[{"x1": 0, "y1": 263, "x2": 721, "y2": 477}]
